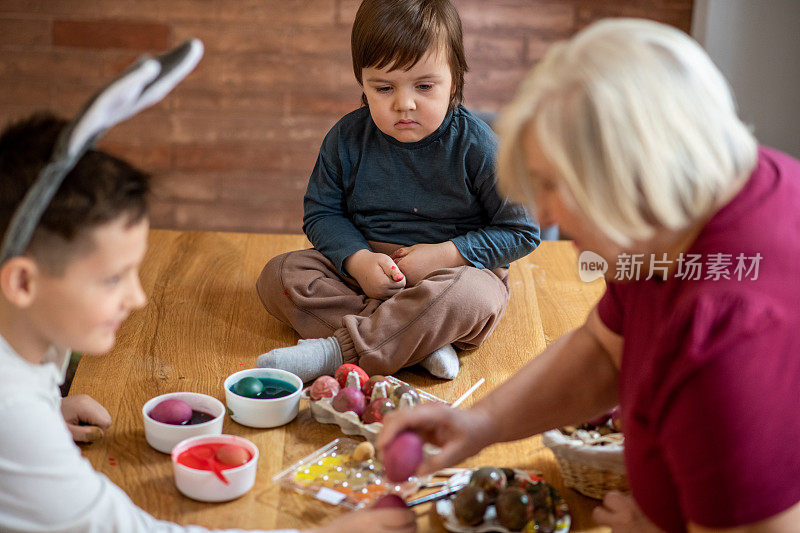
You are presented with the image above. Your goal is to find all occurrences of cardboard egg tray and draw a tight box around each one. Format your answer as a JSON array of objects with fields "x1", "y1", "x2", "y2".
[{"x1": 301, "y1": 375, "x2": 449, "y2": 443}]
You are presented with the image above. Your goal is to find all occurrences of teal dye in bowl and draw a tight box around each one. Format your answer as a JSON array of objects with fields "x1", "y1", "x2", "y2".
[{"x1": 231, "y1": 376, "x2": 297, "y2": 399}]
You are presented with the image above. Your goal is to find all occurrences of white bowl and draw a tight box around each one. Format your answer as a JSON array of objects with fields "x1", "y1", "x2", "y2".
[
  {"x1": 171, "y1": 434, "x2": 259, "y2": 502},
  {"x1": 142, "y1": 392, "x2": 225, "y2": 454},
  {"x1": 224, "y1": 368, "x2": 303, "y2": 428}
]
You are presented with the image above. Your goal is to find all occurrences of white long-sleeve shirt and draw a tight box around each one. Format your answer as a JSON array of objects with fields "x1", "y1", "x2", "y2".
[{"x1": 0, "y1": 335, "x2": 298, "y2": 533}]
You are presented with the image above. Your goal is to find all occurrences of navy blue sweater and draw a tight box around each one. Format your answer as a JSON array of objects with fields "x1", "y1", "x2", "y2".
[{"x1": 303, "y1": 105, "x2": 540, "y2": 275}]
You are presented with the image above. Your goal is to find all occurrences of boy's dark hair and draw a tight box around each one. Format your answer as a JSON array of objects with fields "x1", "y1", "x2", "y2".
[
  {"x1": 0, "y1": 112, "x2": 150, "y2": 273},
  {"x1": 352, "y1": 0, "x2": 468, "y2": 110}
]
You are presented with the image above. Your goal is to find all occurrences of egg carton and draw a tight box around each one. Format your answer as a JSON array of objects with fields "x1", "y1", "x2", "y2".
[{"x1": 301, "y1": 376, "x2": 448, "y2": 444}]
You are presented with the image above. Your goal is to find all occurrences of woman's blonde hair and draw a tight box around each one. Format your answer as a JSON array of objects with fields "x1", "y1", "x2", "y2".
[{"x1": 497, "y1": 18, "x2": 758, "y2": 246}]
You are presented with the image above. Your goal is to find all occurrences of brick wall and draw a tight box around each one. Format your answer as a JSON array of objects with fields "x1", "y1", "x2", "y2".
[{"x1": 0, "y1": 0, "x2": 693, "y2": 234}]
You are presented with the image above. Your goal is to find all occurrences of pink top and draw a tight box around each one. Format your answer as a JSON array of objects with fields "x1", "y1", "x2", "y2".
[{"x1": 597, "y1": 147, "x2": 800, "y2": 532}]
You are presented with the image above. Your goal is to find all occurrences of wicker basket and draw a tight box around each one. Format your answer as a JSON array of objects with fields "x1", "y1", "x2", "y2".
[{"x1": 542, "y1": 429, "x2": 629, "y2": 500}]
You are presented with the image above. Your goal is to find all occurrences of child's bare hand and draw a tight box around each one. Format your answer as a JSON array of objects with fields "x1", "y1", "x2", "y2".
[
  {"x1": 592, "y1": 492, "x2": 662, "y2": 533},
  {"x1": 344, "y1": 249, "x2": 406, "y2": 300},
  {"x1": 390, "y1": 241, "x2": 469, "y2": 286},
  {"x1": 61, "y1": 394, "x2": 112, "y2": 443},
  {"x1": 308, "y1": 507, "x2": 417, "y2": 533}
]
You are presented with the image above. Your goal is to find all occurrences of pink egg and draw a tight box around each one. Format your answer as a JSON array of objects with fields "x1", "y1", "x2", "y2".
[
  {"x1": 383, "y1": 430, "x2": 424, "y2": 482},
  {"x1": 310, "y1": 375, "x2": 340, "y2": 400},
  {"x1": 331, "y1": 387, "x2": 366, "y2": 416},
  {"x1": 149, "y1": 398, "x2": 193, "y2": 425},
  {"x1": 373, "y1": 494, "x2": 407, "y2": 508},
  {"x1": 362, "y1": 397, "x2": 395, "y2": 424}
]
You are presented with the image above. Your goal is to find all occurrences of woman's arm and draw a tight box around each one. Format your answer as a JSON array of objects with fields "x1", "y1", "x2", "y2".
[
  {"x1": 473, "y1": 307, "x2": 621, "y2": 443},
  {"x1": 379, "y1": 307, "x2": 623, "y2": 473}
]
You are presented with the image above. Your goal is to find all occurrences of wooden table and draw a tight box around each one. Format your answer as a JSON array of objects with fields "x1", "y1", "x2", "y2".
[{"x1": 70, "y1": 230, "x2": 608, "y2": 532}]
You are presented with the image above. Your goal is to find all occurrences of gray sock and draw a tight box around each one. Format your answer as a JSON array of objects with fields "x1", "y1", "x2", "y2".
[
  {"x1": 419, "y1": 344, "x2": 459, "y2": 380},
  {"x1": 257, "y1": 337, "x2": 343, "y2": 383}
]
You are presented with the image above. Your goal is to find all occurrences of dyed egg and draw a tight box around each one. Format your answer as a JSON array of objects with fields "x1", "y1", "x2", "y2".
[
  {"x1": 233, "y1": 376, "x2": 265, "y2": 398},
  {"x1": 334, "y1": 364, "x2": 368, "y2": 389},
  {"x1": 496, "y1": 486, "x2": 533, "y2": 531},
  {"x1": 373, "y1": 494, "x2": 407, "y2": 508},
  {"x1": 453, "y1": 485, "x2": 489, "y2": 526},
  {"x1": 383, "y1": 430, "x2": 423, "y2": 482},
  {"x1": 526, "y1": 481, "x2": 555, "y2": 513},
  {"x1": 361, "y1": 397, "x2": 395, "y2": 424},
  {"x1": 310, "y1": 375, "x2": 340, "y2": 400},
  {"x1": 215, "y1": 444, "x2": 250, "y2": 466},
  {"x1": 389, "y1": 384, "x2": 420, "y2": 406},
  {"x1": 353, "y1": 441, "x2": 376, "y2": 462},
  {"x1": 149, "y1": 398, "x2": 193, "y2": 425},
  {"x1": 530, "y1": 508, "x2": 557, "y2": 533},
  {"x1": 469, "y1": 467, "x2": 507, "y2": 502},
  {"x1": 362, "y1": 375, "x2": 387, "y2": 397},
  {"x1": 331, "y1": 387, "x2": 366, "y2": 416}
]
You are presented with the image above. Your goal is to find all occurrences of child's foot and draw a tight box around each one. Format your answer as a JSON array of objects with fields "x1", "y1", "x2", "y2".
[
  {"x1": 419, "y1": 344, "x2": 459, "y2": 380},
  {"x1": 257, "y1": 337, "x2": 343, "y2": 383}
]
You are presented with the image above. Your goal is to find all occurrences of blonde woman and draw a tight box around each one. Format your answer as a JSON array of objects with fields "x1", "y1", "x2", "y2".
[{"x1": 379, "y1": 18, "x2": 800, "y2": 532}]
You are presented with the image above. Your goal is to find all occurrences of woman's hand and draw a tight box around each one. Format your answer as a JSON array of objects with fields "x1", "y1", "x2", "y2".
[
  {"x1": 308, "y1": 507, "x2": 417, "y2": 533},
  {"x1": 593, "y1": 492, "x2": 662, "y2": 533},
  {"x1": 60, "y1": 394, "x2": 112, "y2": 443},
  {"x1": 344, "y1": 249, "x2": 406, "y2": 300},
  {"x1": 390, "y1": 241, "x2": 469, "y2": 286},
  {"x1": 377, "y1": 404, "x2": 495, "y2": 476}
]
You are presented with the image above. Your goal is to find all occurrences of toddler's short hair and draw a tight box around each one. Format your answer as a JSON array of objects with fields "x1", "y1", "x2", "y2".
[
  {"x1": 0, "y1": 112, "x2": 150, "y2": 273},
  {"x1": 497, "y1": 18, "x2": 758, "y2": 246},
  {"x1": 351, "y1": 0, "x2": 468, "y2": 110}
]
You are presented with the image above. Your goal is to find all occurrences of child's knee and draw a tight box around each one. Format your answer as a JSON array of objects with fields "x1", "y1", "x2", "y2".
[
  {"x1": 459, "y1": 268, "x2": 509, "y2": 319},
  {"x1": 256, "y1": 253, "x2": 289, "y2": 309},
  {"x1": 257, "y1": 249, "x2": 327, "y2": 309}
]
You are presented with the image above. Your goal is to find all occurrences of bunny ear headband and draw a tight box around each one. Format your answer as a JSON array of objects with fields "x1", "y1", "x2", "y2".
[{"x1": 0, "y1": 39, "x2": 204, "y2": 265}]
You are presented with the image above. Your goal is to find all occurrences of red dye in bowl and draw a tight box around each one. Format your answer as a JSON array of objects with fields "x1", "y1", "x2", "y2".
[{"x1": 177, "y1": 443, "x2": 253, "y2": 484}]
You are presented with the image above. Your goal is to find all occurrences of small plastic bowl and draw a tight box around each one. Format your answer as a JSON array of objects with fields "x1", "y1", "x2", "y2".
[
  {"x1": 142, "y1": 392, "x2": 225, "y2": 454},
  {"x1": 171, "y1": 434, "x2": 259, "y2": 502},
  {"x1": 224, "y1": 368, "x2": 303, "y2": 428}
]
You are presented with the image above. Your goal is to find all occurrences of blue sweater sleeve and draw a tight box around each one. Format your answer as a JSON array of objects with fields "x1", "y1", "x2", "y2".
[
  {"x1": 302, "y1": 126, "x2": 370, "y2": 275},
  {"x1": 450, "y1": 134, "x2": 540, "y2": 270}
]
